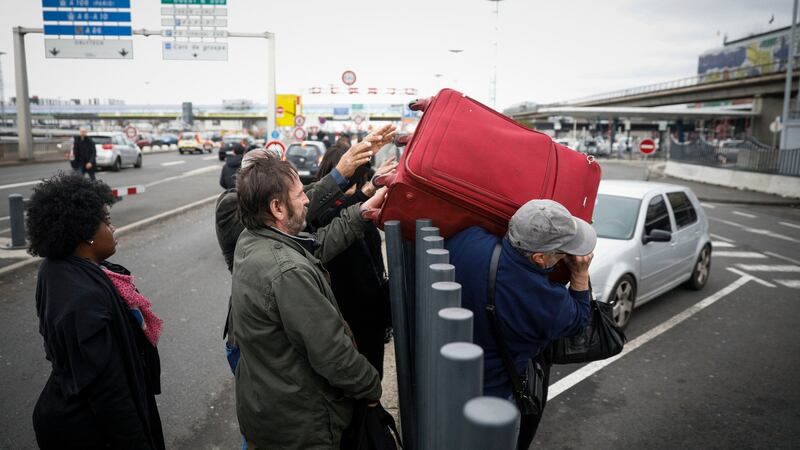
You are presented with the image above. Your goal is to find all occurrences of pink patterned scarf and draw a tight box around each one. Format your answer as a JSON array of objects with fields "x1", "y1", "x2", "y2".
[{"x1": 102, "y1": 267, "x2": 163, "y2": 346}]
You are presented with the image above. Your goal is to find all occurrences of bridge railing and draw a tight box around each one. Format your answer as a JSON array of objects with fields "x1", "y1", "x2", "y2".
[
  {"x1": 668, "y1": 136, "x2": 800, "y2": 177},
  {"x1": 558, "y1": 59, "x2": 798, "y2": 106}
]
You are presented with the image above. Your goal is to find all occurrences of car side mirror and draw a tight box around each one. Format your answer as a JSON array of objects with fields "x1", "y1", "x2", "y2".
[{"x1": 643, "y1": 229, "x2": 672, "y2": 244}]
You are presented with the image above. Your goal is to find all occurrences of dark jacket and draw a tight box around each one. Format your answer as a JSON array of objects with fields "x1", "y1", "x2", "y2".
[
  {"x1": 313, "y1": 191, "x2": 390, "y2": 376},
  {"x1": 446, "y1": 226, "x2": 591, "y2": 398},
  {"x1": 231, "y1": 205, "x2": 382, "y2": 449},
  {"x1": 219, "y1": 154, "x2": 243, "y2": 190},
  {"x1": 73, "y1": 136, "x2": 96, "y2": 165},
  {"x1": 33, "y1": 256, "x2": 164, "y2": 450}
]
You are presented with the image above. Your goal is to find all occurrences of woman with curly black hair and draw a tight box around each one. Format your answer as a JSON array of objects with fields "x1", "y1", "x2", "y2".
[{"x1": 27, "y1": 173, "x2": 165, "y2": 450}]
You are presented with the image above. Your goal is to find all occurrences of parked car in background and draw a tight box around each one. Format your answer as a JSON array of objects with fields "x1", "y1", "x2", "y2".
[
  {"x1": 178, "y1": 132, "x2": 214, "y2": 154},
  {"x1": 579, "y1": 137, "x2": 611, "y2": 156},
  {"x1": 285, "y1": 141, "x2": 326, "y2": 183},
  {"x1": 589, "y1": 180, "x2": 711, "y2": 328},
  {"x1": 135, "y1": 133, "x2": 154, "y2": 149},
  {"x1": 151, "y1": 134, "x2": 178, "y2": 147},
  {"x1": 218, "y1": 134, "x2": 255, "y2": 161},
  {"x1": 90, "y1": 132, "x2": 143, "y2": 171}
]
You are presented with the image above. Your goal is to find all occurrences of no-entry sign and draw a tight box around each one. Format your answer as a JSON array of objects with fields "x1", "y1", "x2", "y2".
[{"x1": 639, "y1": 138, "x2": 656, "y2": 155}]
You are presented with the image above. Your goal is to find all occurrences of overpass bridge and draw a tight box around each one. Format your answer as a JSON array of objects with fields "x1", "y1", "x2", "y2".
[{"x1": 505, "y1": 61, "x2": 799, "y2": 143}]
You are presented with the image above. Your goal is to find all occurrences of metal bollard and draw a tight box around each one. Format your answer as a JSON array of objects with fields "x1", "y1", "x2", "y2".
[
  {"x1": 8, "y1": 194, "x2": 26, "y2": 249},
  {"x1": 463, "y1": 397, "x2": 520, "y2": 450},
  {"x1": 436, "y1": 341, "x2": 483, "y2": 450},
  {"x1": 384, "y1": 220, "x2": 416, "y2": 450},
  {"x1": 412, "y1": 222, "x2": 437, "y2": 362}
]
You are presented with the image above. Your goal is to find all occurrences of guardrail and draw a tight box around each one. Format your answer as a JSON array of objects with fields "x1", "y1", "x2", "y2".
[
  {"x1": 668, "y1": 136, "x2": 800, "y2": 177},
  {"x1": 4, "y1": 184, "x2": 145, "y2": 250},
  {"x1": 384, "y1": 219, "x2": 520, "y2": 450},
  {"x1": 558, "y1": 59, "x2": 798, "y2": 106}
]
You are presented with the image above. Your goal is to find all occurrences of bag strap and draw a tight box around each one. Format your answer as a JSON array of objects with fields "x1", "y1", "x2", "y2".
[{"x1": 484, "y1": 241, "x2": 529, "y2": 406}]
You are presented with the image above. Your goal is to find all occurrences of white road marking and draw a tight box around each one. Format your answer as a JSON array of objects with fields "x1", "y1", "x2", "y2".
[
  {"x1": 713, "y1": 251, "x2": 766, "y2": 258},
  {"x1": 699, "y1": 202, "x2": 716, "y2": 209},
  {"x1": 711, "y1": 241, "x2": 735, "y2": 248},
  {"x1": 775, "y1": 279, "x2": 800, "y2": 288},
  {"x1": 202, "y1": 156, "x2": 218, "y2": 161},
  {"x1": 144, "y1": 165, "x2": 218, "y2": 188},
  {"x1": 779, "y1": 221, "x2": 800, "y2": 230},
  {"x1": 548, "y1": 276, "x2": 753, "y2": 401},
  {"x1": 710, "y1": 233, "x2": 735, "y2": 243},
  {"x1": 732, "y1": 211, "x2": 756, "y2": 219},
  {"x1": 726, "y1": 267, "x2": 777, "y2": 287},
  {"x1": 709, "y1": 217, "x2": 800, "y2": 244},
  {"x1": 736, "y1": 264, "x2": 800, "y2": 272},
  {"x1": 161, "y1": 161, "x2": 186, "y2": 167},
  {"x1": 0, "y1": 216, "x2": 8, "y2": 222},
  {"x1": 764, "y1": 251, "x2": 800, "y2": 265},
  {"x1": 0, "y1": 239, "x2": 29, "y2": 258},
  {"x1": 0, "y1": 180, "x2": 40, "y2": 190},
  {"x1": 0, "y1": 228, "x2": 10, "y2": 234}
]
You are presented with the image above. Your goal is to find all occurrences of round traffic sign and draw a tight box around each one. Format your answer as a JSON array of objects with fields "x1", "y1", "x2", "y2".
[
  {"x1": 264, "y1": 140, "x2": 287, "y2": 159},
  {"x1": 639, "y1": 138, "x2": 657, "y2": 155},
  {"x1": 295, "y1": 115, "x2": 306, "y2": 127},
  {"x1": 353, "y1": 115, "x2": 364, "y2": 125},
  {"x1": 342, "y1": 70, "x2": 357, "y2": 86},
  {"x1": 124, "y1": 126, "x2": 138, "y2": 139},
  {"x1": 293, "y1": 127, "x2": 307, "y2": 141},
  {"x1": 276, "y1": 106, "x2": 285, "y2": 117},
  {"x1": 271, "y1": 130, "x2": 281, "y2": 139}
]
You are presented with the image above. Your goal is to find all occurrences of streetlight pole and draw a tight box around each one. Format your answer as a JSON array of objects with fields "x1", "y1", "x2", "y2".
[
  {"x1": 781, "y1": 0, "x2": 798, "y2": 149},
  {"x1": 0, "y1": 51, "x2": 6, "y2": 129},
  {"x1": 488, "y1": 0, "x2": 504, "y2": 110}
]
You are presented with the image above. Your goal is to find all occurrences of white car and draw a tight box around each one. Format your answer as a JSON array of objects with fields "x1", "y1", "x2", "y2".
[
  {"x1": 589, "y1": 180, "x2": 712, "y2": 328},
  {"x1": 90, "y1": 132, "x2": 142, "y2": 171}
]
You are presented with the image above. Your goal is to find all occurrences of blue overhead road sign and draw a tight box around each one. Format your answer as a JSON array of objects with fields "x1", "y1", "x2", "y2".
[
  {"x1": 42, "y1": 0, "x2": 131, "y2": 7},
  {"x1": 44, "y1": 25, "x2": 132, "y2": 36},
  {"x1": 43, "y1": 11, "x2": 132, "y2": 22}
]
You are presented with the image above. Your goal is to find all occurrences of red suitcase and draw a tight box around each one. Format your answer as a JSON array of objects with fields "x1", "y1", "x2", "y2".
[{"x1": 374, "y1": 88, "x2": 602, "y2": 240}]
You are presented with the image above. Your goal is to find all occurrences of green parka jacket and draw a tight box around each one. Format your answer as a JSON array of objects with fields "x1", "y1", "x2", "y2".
[{"x1": 231, "y1": 203, "x2": 382, "y2": 449}]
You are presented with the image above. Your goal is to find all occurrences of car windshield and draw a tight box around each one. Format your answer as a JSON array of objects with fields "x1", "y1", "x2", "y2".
[
  {"x1": 92, "y1": 136, "x2": 112, "y2": 144},
  {"x1": 286, "y1": 145, "x2": 319, "y2": 158},
  {"x1": 592, "y1": 194, "x2": 641, "y2": 240}
]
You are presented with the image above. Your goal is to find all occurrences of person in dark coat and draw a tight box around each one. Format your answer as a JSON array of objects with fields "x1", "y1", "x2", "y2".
[
  {"x1": 219, "y1": 141, "x2": 245, "y2": 190},
  {"x1": 26, "y1": 173, "x2": 165, "y2": 450},
  {"x1": 311, "y1": 146, "x2": 398, "y2": 377},
  {"x1": 73, "y1": 127, "x2": 97, "y2": 181}
]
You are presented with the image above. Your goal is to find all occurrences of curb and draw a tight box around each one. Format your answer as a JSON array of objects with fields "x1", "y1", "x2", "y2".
[
  {"x1": 0, "y1": 194, "x2": 219, "y2": 278},
  {"x1": 0, "y1": 147, "x2": 176, "y2": 167}
]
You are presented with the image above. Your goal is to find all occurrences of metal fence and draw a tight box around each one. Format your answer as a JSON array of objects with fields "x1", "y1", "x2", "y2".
[
  {"x1": 384, "y1": 219, "x2": 520, "y2": 450},
  {"x1": 668, "y1": 136, "x2": 800, "y2": 177}
]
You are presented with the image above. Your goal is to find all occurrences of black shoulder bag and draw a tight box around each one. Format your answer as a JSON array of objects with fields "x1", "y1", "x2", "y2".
[
  {"x1": 485, "y1": 242, "x2": 545, "y2": 416},
  {"x1": 546, "y1": 296, "x2": 627, "y2": 365}
]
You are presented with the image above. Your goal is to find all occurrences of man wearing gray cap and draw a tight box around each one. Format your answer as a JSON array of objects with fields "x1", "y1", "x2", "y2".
[{"x1": 446, "y1": 199, "x2": 596, "y2": 449}]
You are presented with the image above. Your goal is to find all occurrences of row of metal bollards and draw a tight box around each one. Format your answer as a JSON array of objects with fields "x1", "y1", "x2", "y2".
[{"x1": 385, "y1": 219, "x2": 520, "y2": 450}]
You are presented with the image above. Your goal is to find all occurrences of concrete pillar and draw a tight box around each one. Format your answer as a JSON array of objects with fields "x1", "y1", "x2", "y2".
[{"x1": 752, "y1": 96, "x2": 785, "y2": 145}]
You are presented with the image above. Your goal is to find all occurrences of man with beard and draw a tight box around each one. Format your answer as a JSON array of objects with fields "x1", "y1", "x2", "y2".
[{"x1": 231, "y1": 156, "x2": 387, "y2": 449}]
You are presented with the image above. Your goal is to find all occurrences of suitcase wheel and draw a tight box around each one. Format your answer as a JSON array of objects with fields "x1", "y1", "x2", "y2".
[
  {"x1": 394, "y1": 134, "x2": 413, "y2": 147},
  {"x1": 408, "y1": 97, "x2": 433, "y2": 112}
]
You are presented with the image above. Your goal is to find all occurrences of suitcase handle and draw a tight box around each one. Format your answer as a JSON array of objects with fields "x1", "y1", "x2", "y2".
[
  {"x1": 372, "y1": 172, "x2": 397, "y2": 188},
  {"x1": 409, "y1": 97, "x2": 433, "y2": 112}
]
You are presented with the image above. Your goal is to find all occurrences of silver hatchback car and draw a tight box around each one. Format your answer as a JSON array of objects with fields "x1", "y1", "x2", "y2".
[{"x1": 589, "y1": 180, "x2": 712, "y2": 328}]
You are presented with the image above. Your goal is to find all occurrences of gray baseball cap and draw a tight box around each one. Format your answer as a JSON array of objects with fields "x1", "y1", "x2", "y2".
[{"x1": 507, "y1": 199, "x2": 596, "y2": 256}]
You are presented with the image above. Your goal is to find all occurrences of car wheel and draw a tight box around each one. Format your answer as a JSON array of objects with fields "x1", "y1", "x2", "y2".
[
  {"x1": 179, "y1": 149, "x2": 184, "y2": 154},
  {"x1": 112, "y1": 157, "x2": 122, "y2": 172},
  {"x1": 134, "y1": 154, "x2": 142, "y2": 168},
  {"x1": 686, "y1": 245, "x2": 711, "y2": 290},
  {"x1": 608, "y1": 275, "x2": 636, "y2": 329}
]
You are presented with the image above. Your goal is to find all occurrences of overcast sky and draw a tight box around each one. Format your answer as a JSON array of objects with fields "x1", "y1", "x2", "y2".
[{"x1": 0, "y1": 0, "x2": 791, "y2": 109}]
